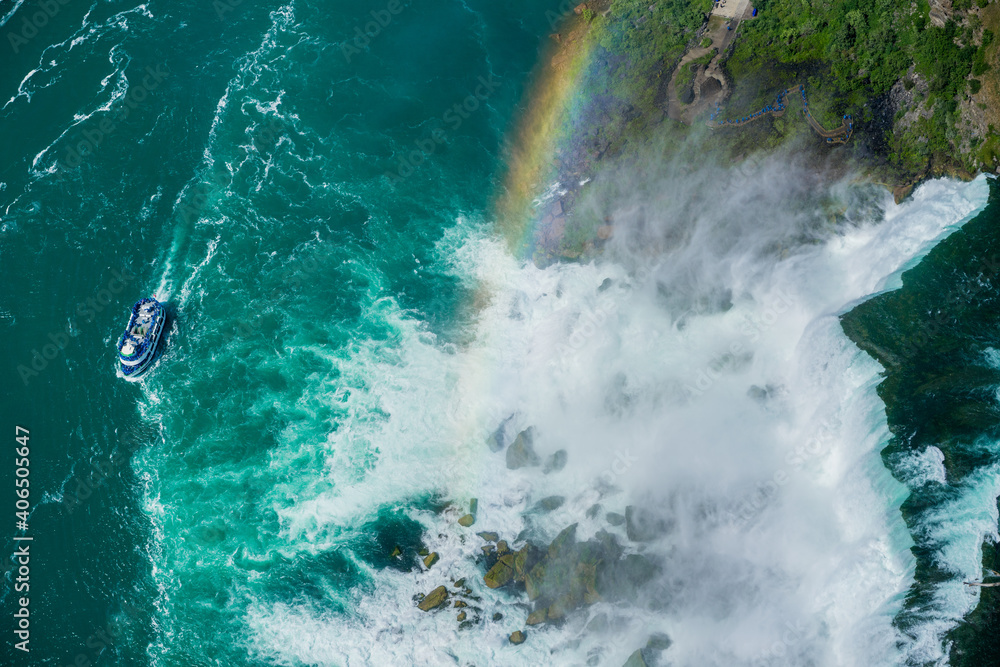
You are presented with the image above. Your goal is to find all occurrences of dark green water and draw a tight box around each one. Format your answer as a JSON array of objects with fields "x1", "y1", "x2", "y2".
[{"x1": 843, "y1": 177, "x2": 1000, "y2": 666}]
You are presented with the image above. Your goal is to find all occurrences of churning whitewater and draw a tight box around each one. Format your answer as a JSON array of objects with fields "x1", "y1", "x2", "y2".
[{"x1": 137, "y1": 152, "x2": 989, "y2": 665}]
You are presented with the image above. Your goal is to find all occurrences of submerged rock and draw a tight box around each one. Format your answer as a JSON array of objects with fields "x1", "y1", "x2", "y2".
[
  {"x1": 543, "y1": 449, "x2": 568, "y2": 474},
  {"x1": 526, "y1": 608, "x2": 548, "y2": 625},
  {"x1": 622, "y1": 649, "x2": 648, "y2": 667},
  {"x1": 506, "y1": 428, "x2": 541, "y2": 469},
  {"x1": 417, "y1": 585, "x2": 449, "y2": 611},
  {"x1": 509, "y1": 630, "x2": 527, "y2": 645},
  {"x1": 486, "y1": 414, "x2": 516, "y2": 452},
  {"x1": 477, "y1": 531, "x2": 499, "y2": 542},
  {"x1": 606, "y1": 512, "x2": 625, "y2": 526},
  {"x1": 532, "y1": 496, "x2": 566, "y2": 512},
  {"x1": 625, "y1": 505, "x2": 674, "y2": 542}
]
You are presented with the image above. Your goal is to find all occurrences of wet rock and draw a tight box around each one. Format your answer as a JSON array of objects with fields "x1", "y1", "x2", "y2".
[
  {"x1": 586, "y1": 503, "x2": 602, "y2": 519},
  {"x1": 418, "y1": 548, "x2": 429, "y2": 556},
  {"x1": 477, "y1": 531, "x2": 499, "y2": 542},
  {"x1": 506, "y1": 428, "x2": 540, "y2": 469},
  {"x1": 549, "y1": 524, "x2": 578, "y2": 559},
  {"x1": 453, "y1": 578, "x2": 465, "y2": 588},
  {"x1": 493, "y1": 612, "x2": 503, "y2": 621},
  {"x1": 623, "y1": 649, "x2": 648, "y2": 667},
  {"x1": 510, "y1": 630, "x2": 527, "y2": 645},
  {"x1": 469, "y1": 498, "x2": 478, "y2": 514},
  {"x1": 646, "y1": 632, "x2": 672, "y2": 652},
  {"x1": 496, "y1": 540, "x2": 509, "y2": 555},
  {"x1": 454, "y1": 600, "x2": 468, "y2": 608},
  {"x1": 606, "y1": 512, "x2": 626, "y2": 526},
  {"x1": 484, "y1": 554, "x2": 516, "y2": 588},
  {"x1": 526, "y1": 561, "x2": 547, "y2": 601},
  {"x1": 457, "y1": 611, "x2": 467, "y2": 622},
  {"x1": 486, "y1": 415, "x2": 516, "y2": 452},
  {"x1": 417, "y1": 585, "x2": 449, "y2": 611},
  {"x1": 513, "y1": 546, "x2": 532, "y2": 582},
  {"x1": 481, "y1": 544, "x2": 495, "y2": 555},
  {"x1": 543, "y1": 449, "x2": 568, "y2": 474},
  {"x1": 458, "y1": 514, "x2": 476, "y2": 527},
  {"x1": 423, "y1": 552, "x2": 439, "y2": 568},
  {"x1": 625, "y1": 505, "x2": 673, "y2": 542},
  {"x1": 390, "y1": 545, "x2": 402, "y2": 558},
  {"x1": 586, "y1": 612, "x2": 609, "y2": 633},
  {"x1": 532, "y1": 495, "x2": 566, "y2": 513},
  {"x1": 598, "y1": 278, "x2": 613, "y2": 292},
  {"x1": 526, "y1": 608, "x2": 548, "y2": 625}
]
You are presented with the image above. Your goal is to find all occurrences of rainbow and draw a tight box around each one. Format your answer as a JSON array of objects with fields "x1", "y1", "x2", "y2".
[{"x1": 492, "y1": 13, "x2": 598, "y2": 263}]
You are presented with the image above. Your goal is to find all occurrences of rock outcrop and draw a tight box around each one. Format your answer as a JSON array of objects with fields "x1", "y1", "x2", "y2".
[
  {"x1": 506, "y1": 428, "x2": 540, "y2": 469},
  {"x1": 417, "y1": 585, "x2": 449, "y2": 611}
]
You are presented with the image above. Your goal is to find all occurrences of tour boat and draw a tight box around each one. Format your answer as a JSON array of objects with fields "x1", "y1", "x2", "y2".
[{"x1": 117, "y1": 298, "x2": 165, "y2": 378}]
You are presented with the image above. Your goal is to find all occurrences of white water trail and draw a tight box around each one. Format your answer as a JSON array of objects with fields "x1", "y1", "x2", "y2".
[{"x1": 243, "y1": 167, "x2": 989, "y2": 666}]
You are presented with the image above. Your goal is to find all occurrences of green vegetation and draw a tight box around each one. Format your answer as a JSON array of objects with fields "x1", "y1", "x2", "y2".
[
  {"x1": 700, "y1": 36, "x2": 713, "y2": 47},
  {"x1": 565, "y1": 0, "x2": 713, "y2": 158},
  {"x1": 723, "y1": 0, "x2": 997, "y2": 179}
]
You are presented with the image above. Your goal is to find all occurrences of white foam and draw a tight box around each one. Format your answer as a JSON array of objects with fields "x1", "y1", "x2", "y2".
[{"x1": 230, "y1": 174, "x2": 991, "y2": 666}]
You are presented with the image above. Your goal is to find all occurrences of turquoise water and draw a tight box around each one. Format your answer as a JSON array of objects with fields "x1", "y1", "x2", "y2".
[
  {"x1": 2, "y1": 1, "x2": 1000, "y2": 665},
  {"x1": 1, "y1": 1, "x2": 561, "y2": 663}
]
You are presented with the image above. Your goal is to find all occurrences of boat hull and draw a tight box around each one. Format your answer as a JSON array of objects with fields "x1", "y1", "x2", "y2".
[{"x1": 117, "y1": 298, "x2": 166, "y2": 379}]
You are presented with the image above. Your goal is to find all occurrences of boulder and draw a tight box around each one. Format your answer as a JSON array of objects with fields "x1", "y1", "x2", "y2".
[
  {"x1": 506, "y1": 428, "x2": 540, "y2": 469},
  {"x1": 417, "y1": 585, "x2": 448, "y2": 611},
  {"x1": 454, "y1": 600, "x2": 468, "y2": 608},
  {"x1": 606, "y1": 512, "x2": 626, "y2": 526},
  {"x1": 477, "y1": 531, "x2": 499, "y2": 542},
  {"x1": 625, "y1": 505, "x2": 673, "y2": 542},
  {"x1": 458, "y1": 514, "x2": 476, "y2": 527},
  {"x1": 423, "y1": 552, "x2": 439, "y2": 568},
  {"x1": 543, "y1": 449, "x2": 568, "y2": 474},
  {"x1": 526, "y1": 608, "x2": 548, "y2": 625},
  {"x1": 457, "y1": 611, "x2": 467, "y2": 622},
  {"x1": 486, "y1": 415, "x2": 515, "y2": 452},
  {"x1": 484, "y1": 554, "x2": 516, "y2": 588},
  {"x1": 513, "y1": 546, "x2": 531, "y2": 582},
  {"x1": 526, "y1": 561, "x2": 547, "y2": 601},
  {"x1": 389, "y1": 545, "x2": 402, "y2": 558},
  {"x1": 532, "y1": 496, "x2": 566, "y2": 512},
  {"x1": 509, "y1": 630, "x2": 527, "y2": 645},
  {"x1": 623, "y1": 649, "x2": 648, "y2": 667}
]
